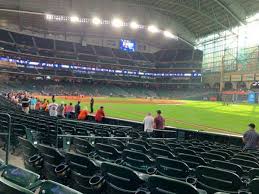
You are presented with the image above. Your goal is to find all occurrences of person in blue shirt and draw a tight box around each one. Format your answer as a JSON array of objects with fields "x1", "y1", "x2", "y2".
[
  {"x1": 243, "y1": 123, "x2": 259, "y2": 150},
  {"x1": 30, "y1": 97, "x2": 37, "y2": 110}
]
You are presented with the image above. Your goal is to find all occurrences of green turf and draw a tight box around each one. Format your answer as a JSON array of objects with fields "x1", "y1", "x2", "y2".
[{"x1": 47, "y1": 97, "x2": 259, "y2": 135}]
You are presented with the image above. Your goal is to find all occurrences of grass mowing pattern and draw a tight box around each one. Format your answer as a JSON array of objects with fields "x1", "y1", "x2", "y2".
[{"x1": 47, "y1": 97, "x2": 258, "y2": 135}]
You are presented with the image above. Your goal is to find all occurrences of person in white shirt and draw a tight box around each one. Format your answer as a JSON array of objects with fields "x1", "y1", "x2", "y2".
[
  {"x1": 143, "y1": 113, "x2": 154, "y2": 133},
  {"x1": 48, "y1": 100, "x2": 59, "y2": 117}
]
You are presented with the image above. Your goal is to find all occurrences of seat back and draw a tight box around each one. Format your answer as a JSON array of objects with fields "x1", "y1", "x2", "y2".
[
  {"x1": 108, "y1": 139, "x2": 125, "y2": 151},
  {"x1": 65, "y1": 152, "x2": 99, "y2": 193},
  {"x1": 249, "y1": 168, "x2": 259, "y2": 179},
  {"x1": 230, "y1": 158, "x2": 259, "y2": 171},
  {"x1": 127, "y1": 143, "x2": 149, "y2": 153},
  {"x1": 248, "y1": 178, "x2": 259, "y2": 194},
  {"x1": 151, "y1": 143, "x2": 171, "y2": 151},
  {"x1": 148, "y1": 175, "x2": 199, "y2": 194},
  {"x1": 196, "y1": 166, "x2": 242, "y2": 193},
  {"x1": 37, "y1": 180, "x2": 83, "y2": 194},
  {"x1": 156, "y1": 157, "x2": 190, "y2": 179},
  {"x1": 0, "y1": 178, "x2": 34, "y2": 194},
  {"x1": 200, "y1": 152, "x2": 225, "y2": 162},
  {"x1": 73, "y1": 138, "x2": 94, "y2": 155},
  {"x1": 178, "y1": 153, "x2": 206, "y2": 168},
  {"x1": 1, "y1": 165, "x2": 40, "y2": 189},
  {"x1": 122, "y1": 149, "x2": 153, "y2": 172},
  {"x1": 150, "y1": 148, "x2": 175, "y2": 159},
  {"x1": 210, "y1": 160, "x2": 243, "y2": 176},
  {"x1": 95, "y1": 143, "x2": 121, "y2": 161},
  {"x1": 101, "y1": 162, "x2": 143, "y2": 193},
  {"x1": 174, "y1": 148, "x2": 196, "y2": 156}
]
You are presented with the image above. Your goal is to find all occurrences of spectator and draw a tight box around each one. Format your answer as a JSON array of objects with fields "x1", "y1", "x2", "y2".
[
  {"x1": 154, "y1": 110, "x2": 165, "y2": 130},
  {"x1": 41, "y1": 99, "x2": 47, "y2": 110},
  {"x1": 45, "y1": 100, "x2": 50, "y2": 112},
  {"x1": 57, "y1": 102, "x2": 65, "y2": 118},
  {"x1": 143, "y1": 113, "x2": 154, "y2": 134},
  {"x1": 95, "y1": 106, "x2": 105, "y2": 123},
  {"x1": 75, "y1": 101, "x2": 81, "y2": 118},
  {"x1": 35, "y1": 100, "x2": 41, "y2": 110},
  {"x1": 21, "y1": 94, "x2": 30, "y2": 114},
  {"x1": 64, "y1": 104, "x2": 68, "y2": 117},
  {"x1": 78, "y1": 106, "x2": 88, "y2": 120},
  {"x1": 30, "y1": 97, "x2": 37, "y2": 110},
  {"x1": 48, "y1": 100, "x2": 58, "y2": 117},
  {"x1": 66, "y1": 103, "x2": 74, "y2": 118},
  {"x1": 90, "y1": 96, "x2": 94, "y2": 113},
  {"x1": 243, "y1": 123, "x2": 259, "y2": 150}
]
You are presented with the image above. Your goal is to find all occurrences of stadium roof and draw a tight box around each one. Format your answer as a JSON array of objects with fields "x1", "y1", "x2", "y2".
[{"x1": 0, "y1": 0, "x2": 258, "y2": 45}]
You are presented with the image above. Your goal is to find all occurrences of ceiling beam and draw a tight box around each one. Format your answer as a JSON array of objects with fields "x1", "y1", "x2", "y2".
[{"x1": 212, "y1": 0, "x2": 246, "y2": 25}]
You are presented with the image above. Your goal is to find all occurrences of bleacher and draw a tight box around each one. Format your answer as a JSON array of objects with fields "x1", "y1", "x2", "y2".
[{"x1": 0, "y1": 94, "x2": 258, "y2": 193}]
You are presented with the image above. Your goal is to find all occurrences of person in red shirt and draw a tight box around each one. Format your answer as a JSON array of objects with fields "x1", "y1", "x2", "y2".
[
  {"x1": 78, "y1": 107, "x2": 88, "y2": 120},
  {"x1": 35, "y1": 100, "x2": 42, "y2": 110},
  {"x1": 154, "y1": 110, "x2": 165, "y2": 138},
  {"x1": 95, "y1": 106, "x2": 105, "y2": 123}
]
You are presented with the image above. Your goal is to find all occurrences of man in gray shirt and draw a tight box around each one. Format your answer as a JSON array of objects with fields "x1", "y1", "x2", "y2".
[{"x1": 243, "y1": 123, "x2": 259, "y2": 150}]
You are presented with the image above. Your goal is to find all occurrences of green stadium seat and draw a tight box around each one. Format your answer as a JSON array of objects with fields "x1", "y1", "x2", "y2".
[
  {"x1": 233, "y1": 154, "x2": 259, "y2": 164},
  {"x1": 99, "y1": 162, "x2": 145, "y2": 194},
  {"x1": 168, "y1": 142, "x2": 185, "y2": 149},
  {"x1": 73, "y1": 137, "x2": 94, "y2": 156},
  {"x1": 0, "y1": 165, "x2": 40, "y2": 190},
  {"x1": 150, "y1": 143, "x2": 171, "y2": 151},
  {"x1": 248, "y1": 178, "x2": 259, "y2": 194},
  {"x1": 37, "y1": 144, "x2": 65, "y2": 182},
  {"x1": 149, "y1": 148, "x2": 176, "y2": 159},
  {"x1": 248, "y1": 168, "x2": 259, "y2": 179},
  {"x1": 210, "y1": 150, "x2": 231, "y2": 160},
  {"x1": 0, "y1": 178, "x2": 34, "y2": 194},
  {"x1": 174, "y1": 148, "x2": 197, "y2": 156},
  {"x1": 147, "y1": 175, "x2": 202, "y2": 194},
  {"x1": 155, "y1": 157, "x2": 191, "y2": 180},
  {"x1": 200, "y1": 152, "x2": 225, "y2": 162},
  {"x1": 95, "y1": 143, "x2": 122, "y2": 162},
  {"x1": 108, "y1": 139, "x2": 125, "y2": 151},
  {"x1": 132, "y1": 139, "x2": 150, "y2": 149},
  {"x1": 127, "y1": 143, "x2": 149, "y2": 153},
  {"x1": 18, "y1": 137, "x2": 42, "y2": 174},
  {"x1": 35, "y1": 180, "x2": 83, "y2": 194},
  {"x1": 210, "y1": 160, "x2": 244, "y2": 177},
  {"x1": 187, "y1": 146, "x2": 206, "y2": 153},
  {"x1": 196, "y1": 166, "x2": 242, "y2": 193},
  {"x1": 178, "y1": 153, "x2": 207, "y2": 169},
  {"x1": 230, "y1": 158, "x2": 259, "y2": 171},
  {"x1": 65, "y1": 152, "x2": 100, "y2": 194},
  {"x1": 122, "y1": 149, "x2": 154, "y2": 172}
]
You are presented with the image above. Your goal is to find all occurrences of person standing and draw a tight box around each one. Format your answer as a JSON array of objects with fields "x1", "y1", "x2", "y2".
[
  {"x1": 90, "y1": 97, "x2": 94, "y2": 113},
  {"x1": 143, "y1": 113, "x2": 154, "y2": 135},
  {"x1": 95, "y1": 106, "x2": 105, "y2": 123},
  {"x1": 48, "y1": 100, "x2": 58, "y2": 117},
  {"x1": 243, "y1": 123, "x2": 259, "y2": 150},
  {"x1": 21, "y1": 94, "x2": 30, "y2": 114},
  {"x1": 78, "y1": 106, "x2": 88, "y2": 121},
  {"x1": 57, "y1": 103, "x2": 65, "y2": 118},
  {"x1": 75, "y1": 101, "x2": 81, "y2": 118},
  {"x1": 154, "y1": 110, "x2": 165, "y2": 130},
  {"x1": 30, "y1": 97, "x2": 37, "y2": 110}
]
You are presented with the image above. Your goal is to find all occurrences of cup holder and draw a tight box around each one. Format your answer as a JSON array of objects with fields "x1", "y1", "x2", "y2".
[
  {"x1": 146, "y1": 167, "x2": 157, "y2": 175},
  {"x1": 55, "y1": 164, "x2": 69, "y2": 177},
  {"x1": 238, "y1": 190, "x2": 251, "y2": 194},
  {"x1": 186, "y1": 176, "x2": 197, "y2": 186},
  {"x1": 28, "y1": 154, "x2": 43, "y2": 168},
  {"x1": 89, "y1": 175, "x2": 105, "y2": 191},
  {"x1": 115, "y1": 159, "x2": 123, "y2": 165}
]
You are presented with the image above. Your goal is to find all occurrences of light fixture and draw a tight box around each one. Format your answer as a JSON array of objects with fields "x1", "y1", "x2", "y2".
[
  {"x1": 112, "y1": 18, "x2": 123, "y2": 28},
  {"x1": 148, "y1": 25, "x2": 159, "y2": 33},
  {"x1": 130, "y1": 21, "x2": 139, "y2": 29},
  {"x1": 163, "y1": 30, "x2": 177, "y2": 39},
  {"x1": 70, "y1": 16, "x2": 79, "y2": 23},
  {"x1": 92, "y1": 17, "x2": 101, "y2": 25},
  {"x1": 45, "y1": 14, "x2": 53, "y2": 20}
]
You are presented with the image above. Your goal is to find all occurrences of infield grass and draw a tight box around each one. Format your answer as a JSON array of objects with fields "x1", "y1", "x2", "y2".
[{"x1": 44, "y1": 97, "x2": 259, "y2": 135}]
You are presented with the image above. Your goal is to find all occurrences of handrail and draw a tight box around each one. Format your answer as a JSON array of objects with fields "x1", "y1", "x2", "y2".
[{"x1": 0, "y1": 113, "x2": 12, "y2": 164}]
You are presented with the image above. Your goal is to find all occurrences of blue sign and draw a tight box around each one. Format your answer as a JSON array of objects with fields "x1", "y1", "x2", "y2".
[{"x1": 248, "y1": 92, "x2": 256, "y2": 104}]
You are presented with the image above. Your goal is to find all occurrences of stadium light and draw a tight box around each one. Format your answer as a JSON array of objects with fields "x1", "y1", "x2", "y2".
[
  {"x1": 92, "y1": 17, "x2": 101, "y2": 25},
  {"x1": 130, "y1": 21, "x2": 139, "y2": 29},
  {"x1": 163, "y1": 30, "x2": 177, "y2": 39},
  {"x1": 70, "y1": 16, "x2": 79, "y2": 23},
  {"x1": 112, "y1": 18, "x2": 123, "y2": 28},
  {"x1": 148, "y1": 25, "x2": 159, "y2": 33},
  {"x1": 45, "y1": 14, "x2": 53, "y2": 20}
]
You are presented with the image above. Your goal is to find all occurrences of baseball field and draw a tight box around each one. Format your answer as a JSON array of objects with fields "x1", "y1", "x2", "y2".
[{"x1": 38, "y1": 96, "x2": 259, "y2": 135}]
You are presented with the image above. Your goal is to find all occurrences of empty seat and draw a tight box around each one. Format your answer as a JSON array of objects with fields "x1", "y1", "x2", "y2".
[
  {"x1": 248, "y1": 178, "x2": 259, "y2": 194},
  {"x1": 147, "y1": 175, "x2": 201, "y2": 194},
  {"x1": 100, "y1": 162, "x2": 144, "y2": 194},
  {"x1": 233, "y1": 154, "x2": 259, "y2": 164},
  {"x1": 108, "y1": 139, "x2": 125, "y2": 151},
  {"x1": 200, "y1": 152, "x2": 225, "y2": 162},
  {"x1": 196, "y1": 166, "x2": 242, "y2": 193},
  {"x1": 36, "y1": 180, "x2": 83, "y2": 194},
  {"x1": 95, "y1": 143, "x2": 121, "y2": 162},
  {"x1": 155, "y1": 157, "x2": 191, "y2": 180},
  {"x1": 0, "y1": 178, "x2": 34, "y2": 194},
  {"x1": 210, "y1": 160, "x2": 244, "y2": 176},
  {"x1": 230, "y1": 158, "x2": 259, "y2": 171},
  {"x1": 122, "y1": 149, "x2": 154, "y2": 172},
  {"x1": 178, "y1": 154, "x2": 207, "y2": 169},
  {"x1": 65, "y1": 152, "x2": 99, "y2": 193},
  {"x1": 127, "y1": 143, "x2": 149, "y2": 153},
  {"x1": 37, "y1": 144, "x2": 65, "y2": 182},
  {"x1": 210, "y1": 150, "x2": 231, "y2": 160},
  {"x1": 73, "y1": 137, "x2": 94, "y2": 156},
  {"x1": 174, "y1": 148, "x2": 196, "y2": 156},
  {"x1": 18, "y1": 137, "x2": 42, "y2": 174},
  {"x1": 249, "y1": 168, "x2": 259, "y2": 179},
  {"x1": 150, "y1": 148, "x2": 175, "y2": 159},
  {"x1": 151, "y1": 143, "x2": 171, "y2": 151}
]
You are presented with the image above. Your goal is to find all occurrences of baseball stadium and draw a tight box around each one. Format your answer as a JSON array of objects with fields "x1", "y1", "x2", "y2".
[{"x1": 0, "y1": 0, "x2": 259, "y2": 193}]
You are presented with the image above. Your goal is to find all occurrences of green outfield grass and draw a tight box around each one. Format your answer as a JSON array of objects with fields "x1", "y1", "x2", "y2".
[{"x1": 47, "y1": 97, "x2": 259, "y2": 135}]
